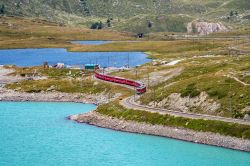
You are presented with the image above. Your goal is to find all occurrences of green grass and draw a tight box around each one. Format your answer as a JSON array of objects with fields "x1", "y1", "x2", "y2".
[
  {"x1": 97, "y1": 102, "x2": 250, "y2": 140},
  {"x1": 9, "y1": 66, "x2": 93, "y2": 78},
  {"x1": 115, "y1": 14, "x2": 193, "y2": 33},
  {"x1": 140, "y1": 55, "x2": 250, "y2": 118},
  {"x1": 0, "y1": 16, "x2": 133, "y2": 49},
  {"x1": 5, "y1": 66, "x2": 134, "y2": 97},
  {"x1": 181, "y1": 83, "x2": 201, "y2": 98},
  {"x1": 6, "y1": 78, "x2": 111, "y2": 94}
]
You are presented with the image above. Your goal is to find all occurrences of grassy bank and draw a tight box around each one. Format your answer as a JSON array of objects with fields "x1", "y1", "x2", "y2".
[
  {"x1": 97, "y1": 102, "x2": 250, "y2": 140},
  {"x1": 140, "y1": 55, "x2": 250, "y2": 118},
  {"x1": 8, "y1": 66, "x2": 92, "y2": 78},
  {"x1": 6, "y1": 78, "x2": 111, "y2": 94},
  {"x1": 5, "y1": 66, "x2": 133, "y2": 97}
]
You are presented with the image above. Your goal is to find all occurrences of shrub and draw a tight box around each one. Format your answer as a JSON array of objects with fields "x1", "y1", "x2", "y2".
[
  {"x1": 181, "y1": 83, "x2": 200, "y2": 98},
  {"x1": 90, "y1": 21, "x2": 104, "y2": 30}
]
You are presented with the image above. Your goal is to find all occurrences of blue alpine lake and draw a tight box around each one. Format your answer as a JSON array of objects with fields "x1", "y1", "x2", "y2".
[
  {"x1": 0, "y1": 102, "x2": 249, "y2": 166},
  {"x1": 70, "y1": 40, "x2": 111, "y2": 45},
  {"x1": 0, "y1": 48, "x2": 151, "y2": 67}
]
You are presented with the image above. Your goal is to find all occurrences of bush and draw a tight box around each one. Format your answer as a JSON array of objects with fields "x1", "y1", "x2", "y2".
[
  {"x1": 0, "y1": 4, "x2": 5, "y2": 15},
  {"x1": 90, "y1": 21, "x2": 104, "y2": 30},
  {"x1": 208, "y1": 90, "x2": 227, "y2": 99},
  {"x1": 181, "y1": 83, "x2": 200, "y2": 98}
]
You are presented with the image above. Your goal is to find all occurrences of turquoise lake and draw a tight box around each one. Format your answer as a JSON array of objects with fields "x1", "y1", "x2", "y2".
[
  {"x1": 0, "y1": 48, "x2": 150, "y2": 67},
  {"x1": 0, "y1": 102, "x2": 249, "y2": 166}
]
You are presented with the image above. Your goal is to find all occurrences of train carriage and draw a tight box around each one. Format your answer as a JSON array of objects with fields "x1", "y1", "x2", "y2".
[{"x1": 94, "y1": 70, "x2": 146, "y2": 94}]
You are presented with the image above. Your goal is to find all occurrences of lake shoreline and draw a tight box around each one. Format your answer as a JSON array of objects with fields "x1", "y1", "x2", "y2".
[
  {"x1": 0, "y1": 87, "x2": 119, "y2": 105},
  {"x1": 1, "y1": 88, "x2": 250, "y2": 152},
  {"x1": 70, "y1": 111, "x2": 250, "y2": 152}
]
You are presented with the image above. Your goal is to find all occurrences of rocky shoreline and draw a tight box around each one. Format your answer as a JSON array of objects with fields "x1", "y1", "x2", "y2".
[
  {"x1": 0, "y1": 87, "x2": 120, "y2": 105},
  {"x1": 70, "y1": 111, "x2": 250, "y2": 152}
]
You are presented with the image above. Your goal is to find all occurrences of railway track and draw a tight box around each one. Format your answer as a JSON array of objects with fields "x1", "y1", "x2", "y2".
[
  {"x1": 121, "y1": 96, "x2": 250, "y2": 125},
  {"x1": 94, "y1": 69, "x2": 250, "y2": 125}
]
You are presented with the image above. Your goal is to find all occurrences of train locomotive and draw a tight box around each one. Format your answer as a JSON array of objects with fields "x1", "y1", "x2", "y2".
[{"x1": 94, "y1": 70, "x2": 147, "y2": 94}]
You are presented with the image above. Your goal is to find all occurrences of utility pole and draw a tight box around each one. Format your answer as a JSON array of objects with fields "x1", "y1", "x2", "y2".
[
  {"x1": 220, "y1": 81, "x2": 234, "y2": 113},
  {"x1": 81, "y1": 69, "x2": 84, "y2": 88},
  {"x1": 108, "y1": 56, "x2": 110, "y2": 67},
  {"x1": 135, "y1": 66, "x2": 138, "y2": 80},
  {"x1": 153, "y1": 87, "x2": 156, "y2": 107},
  {"x1": 134, "y1": 86, "x2": 136, "y2": 102},
  {"x1": 229, "y1": 82, "x2": 232, "y2": 113},
  {"x1": 147, "y1": 72, "x2": 150, "y2": 89},
  {"x1": 127, "y1": 53, "x2": 130, "y2": 68},
  {"x1": 134, "y1": 66, "x2": 137, "y2": 101},
  {"x1": 136, "y1": 69, "x2": 138, "y2": 80}
]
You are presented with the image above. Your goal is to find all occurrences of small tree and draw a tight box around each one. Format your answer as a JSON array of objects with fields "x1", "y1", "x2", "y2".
[
  {"x1": 90, "y1": 22, "x2": 98, "y2": 29},
  {"x1": 137, "y1": 33, "x2": 144, "y2": 38},
  {"x1": 97, "y1": 21, "x2": 103, "y2": 29},
  {"x1": 147, "y1": 21, "x2": 153, "y2": 28},
  {"x1": 230, "y1": 10, "x2": 234, "y2": 17},
  {"x1": 107, "y1": 18, "x2": 111, "y2": 27},
  {"x1": 0, "y1": 4, "x2": 5, "y2": 15},
  {"x1": 90, "y1": 22, "x2": 104, "y2": 30},
  {"x1": 235, "y1": 11, "x2": 238, "y2": 16}
]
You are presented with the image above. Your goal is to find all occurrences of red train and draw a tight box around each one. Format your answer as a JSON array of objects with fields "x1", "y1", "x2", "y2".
[{"x1": 95, "y1": 71, "x2": 147, "y2": 94}]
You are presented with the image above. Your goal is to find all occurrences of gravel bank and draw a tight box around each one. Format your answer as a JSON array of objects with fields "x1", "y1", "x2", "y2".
[
  {"x1": 70, "y1": 111, "x2": 250, "y2": 152},
  {"x1": 0, "y1": 88, "x2": 120, "y2": 105},
  {"x1": 0, "y1": 66, "x2": 23, "y2": 84}
]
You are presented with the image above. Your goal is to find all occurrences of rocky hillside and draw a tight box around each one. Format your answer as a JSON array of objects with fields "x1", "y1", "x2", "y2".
[
  {"x1": 0, "y1": 0, "x2": 249, "y2": 33},
  {"x1": 187, "y1": 20, "x2": 228, "y2": 35}
]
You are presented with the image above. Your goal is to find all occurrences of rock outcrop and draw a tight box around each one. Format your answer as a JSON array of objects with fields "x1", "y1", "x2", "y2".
[
  {"x1": 187, "y1": 20, "x2": 228, "y2": 35},
  {"x1": 242, "y1": 107, "x2": 250, "y2": 121},
  {"x1": 150, "y1": 92, "x2": 220, "y2": 114}
]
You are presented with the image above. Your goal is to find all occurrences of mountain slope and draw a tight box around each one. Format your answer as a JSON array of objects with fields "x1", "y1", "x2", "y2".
[{"x1": 0, "y1": 0, "x2": 249, "y2": 33}]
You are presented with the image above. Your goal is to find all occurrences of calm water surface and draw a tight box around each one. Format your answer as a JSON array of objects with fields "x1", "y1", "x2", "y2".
[
  {"x1": 0, "y1": 102, "x2": 249, "y2": 166},
  {"x1": 0, "y1": 48, "x2": 150, "y2": 67}
]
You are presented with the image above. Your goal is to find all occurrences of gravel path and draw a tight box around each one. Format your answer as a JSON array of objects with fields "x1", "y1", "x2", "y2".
[
  {"x1": 225, "y1": 74, "x2": 250, "y2": 86},
  {"x1": 121, "y1": 96, "x2": 250, "y2": 125}
]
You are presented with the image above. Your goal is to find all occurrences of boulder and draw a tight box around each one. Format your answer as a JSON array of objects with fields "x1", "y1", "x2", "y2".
[{"x1": 243, "y1": 114, "x2": 250, "y2": 121}]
